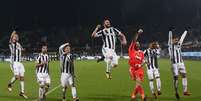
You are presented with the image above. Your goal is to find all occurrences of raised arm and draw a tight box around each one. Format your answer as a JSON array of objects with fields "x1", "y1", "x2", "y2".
[
  {"x1": 178, "y1": 30, "x2": 188, "y2": 45},
  {"x1": 9, "y1": 43, "x2": 14, "y2": 54},
  {"x1": 59, "y1": 43, "x2": 69, "y2": 55},
  {"x1": 91, "y1": 24, "x2": 101, "y2": 38},
  {"x1": 119, "y1": 33, "x2": 127, "y2": 45},
  {"x1": 113, "y1": 27, "x2": 127, "y2": 45},
  {"x1": 133, "y1": 29, "x2": 143, "y2": 42},
  {"x1": 168, "y1": 31, "x2": 173, "y2": 46},
  {"x1": 129, "y1": 29, "x2": 143, "y2": 52}
]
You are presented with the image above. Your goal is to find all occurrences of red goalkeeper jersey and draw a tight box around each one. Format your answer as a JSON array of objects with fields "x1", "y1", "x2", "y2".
[{"x1": 128, "y1": 41, "x2": 144, "y2": 68}]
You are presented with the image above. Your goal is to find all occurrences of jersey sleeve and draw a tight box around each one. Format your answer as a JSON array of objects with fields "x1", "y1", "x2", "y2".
[
  {"x1": 168, "y1": 31, "x2": 173, "y2": 46},
  {"x1": 168, "y1": 47, "x2": 172, "y2": 60},
  {"x1": 128, "y1": 41, "x2": 136, "y2": 54},
  {"x1": 70, "y1": 54, "x2": 75, "y2": 61},
  {"x1": 36, "y1": 54, "x2": 41, "y2": 64},
  {"x1": 17, "y1": 42, "x2": 23, "y2": 50},
  {"x1": 113, "y1": 27, "x2": 121, "y2": 36},
  {"x1": 9, "y1": 43, "x2": 14, "y2": 54},
  {"x1": 154, "y1": 49, "x2": 161, "y2": 58},
  {"x1": 143, "y1": 50, "x2": 147, "y2": 56},
  {"x1": 9, "y1": 43, "x2": 14, "y2": 64},
  {"x1": 178, "y1": 30, "x2": 187, "y2": 46},
  {"x1": 143, "y1": 50, "x2": 148, "y2": 63},
  {"x1": 94, "y1": 30, "x2": 103, "y2": 37},
  {"x1": 59, "y1": 43, "x2": 69, "y2": 56}
]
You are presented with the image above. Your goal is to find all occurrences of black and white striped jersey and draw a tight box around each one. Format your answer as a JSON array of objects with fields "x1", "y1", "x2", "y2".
[
  {"x1": 9, "y1": 42, "x2": 23, "y2": 62},
  {"x1": 36, "y1": 53, "x2": 49, "y2": 74},
  {"x1": 144, "y1": 48, "x2": 160, "y2": 69},
  {"x1": 168, "y1": 31, "x2": 187, "y2": 64},
  {"x1": 59, "y1": 44, "x2": 74, "y2": 75},
  {"x1": 94, "y1": 27, "x2": 121, "y2": 50}
]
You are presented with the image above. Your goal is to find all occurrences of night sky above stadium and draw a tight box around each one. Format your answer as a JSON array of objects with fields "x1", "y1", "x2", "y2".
[{"x1": 0, "y1": 0, "x2": 200, "y2": 31}]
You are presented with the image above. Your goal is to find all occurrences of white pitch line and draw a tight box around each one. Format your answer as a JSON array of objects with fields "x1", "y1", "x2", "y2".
[
  {"x1": 45, "y1": 85, "x2": 61, "y2": 95},
  {"x1": 33, "y1": 85, "x2": 61, "y2": 101}
]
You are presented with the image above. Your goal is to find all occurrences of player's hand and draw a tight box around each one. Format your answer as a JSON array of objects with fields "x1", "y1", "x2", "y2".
[
  {"x1": 96, "y1": 24, "x2": 101, "y2": 29},
  {"x1": 137, "y1": 29, "x2": 143, "y2": 34}
]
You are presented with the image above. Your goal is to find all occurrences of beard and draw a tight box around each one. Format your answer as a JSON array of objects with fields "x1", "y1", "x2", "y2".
[{"x1": 104, "y1": 24, "x2": 111, "y2": 28}]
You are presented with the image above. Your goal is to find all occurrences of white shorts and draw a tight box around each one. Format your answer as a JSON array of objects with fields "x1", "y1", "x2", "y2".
[
  {"x1": 147, "y1": 68, "x2": 160, "y2": 80},
  {"x1": 172, "y1": 63, "x2": 186, "y2": 76},
  {"x1": 11, "y1": 62, "x2": 25, "y2": 77},
  {"x1": 37, "y1": 73, "x2": 51, "y2": 85},
  {"x1": 102, "y1": 48, "x2": 119, "y2": 65},
  {"x1": 60, "y1": 73, "x2": 74, "y2": 87}
]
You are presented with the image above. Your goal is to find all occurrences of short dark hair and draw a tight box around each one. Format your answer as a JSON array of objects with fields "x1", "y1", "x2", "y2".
[
  {"x1": 41, "y1": 42, "x2": 48, "y2": 48},
  {"x1": 103, "y1": 17, "x2": 111, "y2": 23}
]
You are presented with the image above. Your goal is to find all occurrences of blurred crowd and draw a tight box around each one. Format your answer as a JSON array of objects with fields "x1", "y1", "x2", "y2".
[{"x1": 0, "y1": 25, "x2": 201, "y2": 59}]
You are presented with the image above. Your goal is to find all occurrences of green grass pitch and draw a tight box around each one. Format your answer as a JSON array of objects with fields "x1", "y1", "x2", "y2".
[{"x1": 0, "y1": 59, "x2": 201, "y2": 101}]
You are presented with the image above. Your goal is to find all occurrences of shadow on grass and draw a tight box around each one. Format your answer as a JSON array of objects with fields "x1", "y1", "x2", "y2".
[
  {"x1": 0, "y1": 95, "x2": 35, "y2": 101},
  {"x1": 81, "y1": 94, "x2": 130, "y2": 101},
  {"x1": 151, "y1": 95, "x2": 201, "y2": 101},
  {"x1": 82, "y1": 94, "x2": 201, "y2": 101}
]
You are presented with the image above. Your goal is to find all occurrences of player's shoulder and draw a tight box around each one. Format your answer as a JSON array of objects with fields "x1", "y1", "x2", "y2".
[
  {"x1": 112, "y1": 27, "x2": 120, "y2": 31},
  {"x1": 69, "y1": 53, "x2": 73, "y2": 56},
  {"x1": 144, "y1": 48, "x2": 148, "y2": 51},
  {"x1": 144, "y1": 48, "x2": 149, "y2": 52}
]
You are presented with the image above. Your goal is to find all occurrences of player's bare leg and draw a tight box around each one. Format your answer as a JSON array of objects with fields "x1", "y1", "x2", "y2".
[
  {"x1": 19, "y1": 77, "x2": 28, "y2": 99},
  {"x1": 8, "y1": 75, "x2": 19, "y2": 92},
  {"x1": 149, "y1": 79, "x2": 157, "y2": 99},
  {"x1": 173, "y1": 76, "x2": 180, "y2": 99},
  {"x1": 105, "y1": 61, "x2": 112, "y2": 79},
  {"x1": 131, "y1": 81, "x2": 139, "y2": 100},
  {"x1": 71, "y1": 85, "x2": 79, "y2": 101},
  {"x1": 39, "y1": 83, "x2": 45, "y2": 101},
  {"x1": 156, "y1": 77, "x2": 162, "y2": 96},
  {"x1": 43, "y1": 84, "x2": 50, "y2": 100},
  {"x1": 62, "y1": 86, "x2": 67, "y2": 101},
  {"x1": 181, "y1": 73, "x2": 191, "y2": 96},
  {"x1": 131, "y1": 78, "x2": 146, "y2": 101}
]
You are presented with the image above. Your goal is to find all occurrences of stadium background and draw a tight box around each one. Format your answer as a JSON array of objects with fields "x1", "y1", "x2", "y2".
[{"x1": 0, "y1": 0, "x2": 201, "y2": 61}]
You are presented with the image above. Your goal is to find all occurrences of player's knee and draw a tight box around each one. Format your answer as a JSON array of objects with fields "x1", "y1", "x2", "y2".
[{"x1": 136, "y1": 79, "x2": 142, "y2": 85}]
